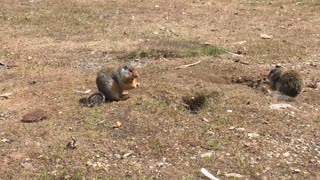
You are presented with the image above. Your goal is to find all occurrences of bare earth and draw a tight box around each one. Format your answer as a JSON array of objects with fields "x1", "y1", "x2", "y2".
[{"x1": 0, "y1": 0, "x2": 320, "y2": 179}]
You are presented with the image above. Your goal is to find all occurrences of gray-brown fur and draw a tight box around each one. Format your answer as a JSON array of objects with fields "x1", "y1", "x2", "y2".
[
  {"x1": 267, "y1": 67, "x2": 303, "y2": 97},
  {"x1": 94, "y1": 64, "x2": 139, "y2": 102},
  {"x1": 87, "y1": 92, "x2": 105, "y2": 107}
]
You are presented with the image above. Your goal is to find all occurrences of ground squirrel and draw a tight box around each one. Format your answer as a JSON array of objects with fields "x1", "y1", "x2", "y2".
[
  {"x1": 267, "y1": 66, "x2": 303, "y2": 97},
  {"x1": 86, "y1": 64, "x2": 140, "y2": 107}
]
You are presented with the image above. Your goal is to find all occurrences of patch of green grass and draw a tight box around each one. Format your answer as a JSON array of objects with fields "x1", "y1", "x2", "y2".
[
  {"x1": 39, "y1": 171, "x2": 52, "y2": 180},
  {"x1": 141, "y1": 176, "x2": 153, "y2": 180},
  {"x1": 49, "y1": 144, "x2": 65, "y2": 160},
  {"x1": 148, "y1": 138, "x2": 167, "y2": 156},
  {"x1": 58, "y1": 168, "x2": 84, "y2": 180},
  {"x1": 80, "y1": 108, "x2": 110, "y2": 138},
  {"x1": 314, "y1": 119, "x2": 320, "y2": 123},
  {"x1": 207, "y1": 138, "x2": 223, "y2": 150},
  {"x1": 0, "y1": 49, "x2": 12, "y2": 57},
  {"x1": 234, "y1": 150, "x2": 249, "y2": 168},
  {"x1": 213, "y1": 115, "x2": 232, "y2": 126},
  {"x1": 120, "y1": 39, "x2": 227, "y2": 60},
  {"x1": 82, "y1": 108, "x2": 104, "y2": 129},
  {"x1": 183, "y1": 176, "x2": 194, "y2": 180},
  {"x1": 40, "y1": 168, "x2": 84, "y2": 180}
]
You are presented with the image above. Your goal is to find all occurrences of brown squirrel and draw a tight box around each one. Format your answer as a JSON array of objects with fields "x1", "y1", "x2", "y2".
[
  {"x1": 267, "y1": 66, "x2": 303, "y2": 98},
  {"x1": 86, "y1": 64, "x2": 140, "y2": 107}
]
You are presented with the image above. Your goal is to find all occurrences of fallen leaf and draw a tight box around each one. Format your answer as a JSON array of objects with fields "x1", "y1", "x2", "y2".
[{"x1": 112, "y1": 121, "x2": 122, "y2": 128}]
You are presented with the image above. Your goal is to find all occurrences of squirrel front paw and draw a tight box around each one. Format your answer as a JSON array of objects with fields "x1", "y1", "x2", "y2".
[{"x1": 131, "y1": 79, "x2": 140, "y2": 88}]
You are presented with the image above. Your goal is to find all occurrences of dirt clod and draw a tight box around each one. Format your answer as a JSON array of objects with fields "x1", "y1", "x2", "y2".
[{"x1": 21, "y1": 109, "x2": 47, "y2": 123}]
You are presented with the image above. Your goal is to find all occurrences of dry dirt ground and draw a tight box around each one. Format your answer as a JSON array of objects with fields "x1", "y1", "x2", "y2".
[{"x1": 1, "y1": 0, "x2": 320, "y2": 179}]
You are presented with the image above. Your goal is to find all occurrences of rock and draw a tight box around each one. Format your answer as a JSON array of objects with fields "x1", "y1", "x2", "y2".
[
  {"x1": 260, "y1": 34, "x2": 273, "y2": 39},
  {"x1": 248, "y1": 133, "x2": 260, "y2": 138},
  {"x1": 0, "y1": 112, "x2": 13, "y2": 120},
  {"x1": 200, "y1": 151, "x2": 214, "y2": 158},
  {"x1": 236, "y1": 128, "x2": 246, "y2": 132},
  {"x1": 20, "y1": 162, "x2": 33, "y2": 169},
  {"x1": 283, "y1": 152, "x2": 290, "y2": 157},
  {"x1": 1, "y1": 138, "x2": 10, "y2": 143},
  {"x1": 86, "y1": 160, "x2": 94, "y2": 166},
  {"x1": 21, "y1": 109, "x2": 47, "y2": 123},
  {"x1": 291, "y1": 168, "x2": 301, "y2": 173},
  {"x1": 114, "y1": 154, "x2": 121, "y2": 159},
  {"x1": 156, "y1": 162, "x2": 165, "y2": 167},
  {"x1": 269, "y1": 103, "x2": 293, "y2": 110},
  {"x1": 227, "y1": 110, "x2": 233, "y2": 113},
  {"x1": 0, "y1": 92, "x2": 13, "y2": 99}
]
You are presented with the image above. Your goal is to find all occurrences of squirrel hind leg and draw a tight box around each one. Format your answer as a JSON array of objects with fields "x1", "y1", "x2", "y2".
[
  {"x1": 119, "y1": 94, "x2": 130, "y2": 101},
  {"x1": 87, "y1": 92, "x2": 105, "y2": 107}
]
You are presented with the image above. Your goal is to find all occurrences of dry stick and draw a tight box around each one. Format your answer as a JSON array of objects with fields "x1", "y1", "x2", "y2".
[
  {"x1": 227, "y1": 51, "x2": 243, "y2": 57},
  {"x1": 200, "y1": 168, "x2": 220, "y2": 180},
  {"x1": 0, "y1": 62, "x2": 18, "y2": 69},
  {"x1": 175, "y1": 60, "x2": 201, "y2": 69}
]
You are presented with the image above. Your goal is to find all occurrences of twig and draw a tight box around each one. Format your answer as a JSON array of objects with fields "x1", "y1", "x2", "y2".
[
  {"x1": 239, "y1": 61, "x2": 250, "y2": 65},
  {"x1": 0, "y1": 62, "x2": 18, "y2": 69},
  {"x1": 227, "y1": 51, "x2": 243, "y2": 57},
  {"x1": 175, "y1": 60, "x2": 201, "y2": 69}
]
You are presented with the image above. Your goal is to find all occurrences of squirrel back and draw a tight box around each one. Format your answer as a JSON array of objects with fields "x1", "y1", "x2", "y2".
[{"x1": 268, "y1": 66, "x2": 303, "y2": 97}]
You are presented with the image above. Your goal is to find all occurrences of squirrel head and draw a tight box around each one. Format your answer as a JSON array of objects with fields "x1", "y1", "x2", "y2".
[
  {"x1": 268, "y1": 66, "x2": 284, "y2": 83},
  {"x1": 119, "y1": 64, "x2": 139, "y2": 79}
]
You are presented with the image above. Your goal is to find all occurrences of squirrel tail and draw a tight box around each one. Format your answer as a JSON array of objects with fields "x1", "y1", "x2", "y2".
[
  {"x1": 79, "y1": 92, "x2": 105, "y2": 107},
  {"x1": 268, "y1": 91, "x2": 296, "y2": 102}
]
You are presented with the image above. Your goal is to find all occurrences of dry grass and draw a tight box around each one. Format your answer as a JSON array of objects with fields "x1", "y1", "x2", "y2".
[{"x1": 1, "y1": 0, "x2": 320, "y2": 179}]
